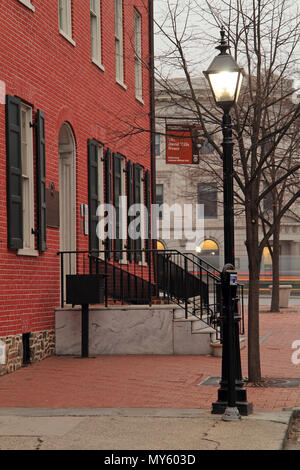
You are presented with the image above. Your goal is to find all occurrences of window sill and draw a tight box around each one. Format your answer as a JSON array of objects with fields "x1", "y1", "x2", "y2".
[
  {"x1": 135, "y1": 95, "x2": 144, "y2": 105},
  {"x1": 138, "y1": 261, "x2": 148, "y2": 267},
  {"x1": 17, "y1": 248, "x2": 39, "y2": 257},
  {"x1": 116, "y1": 79, "x2": 127, "y2": 91},
  {"x1": 18, "y1": 0, "x2": 35, "y2": 12},
  {"x1": 92, "y1": 58, "x2": 105, "y2": 72},
  {"x1": 119, "y1": 259, "x2": 128, "y2": 265},
  {"x1": 59, "y1": 29, "x2": 76, "y2": 47}
]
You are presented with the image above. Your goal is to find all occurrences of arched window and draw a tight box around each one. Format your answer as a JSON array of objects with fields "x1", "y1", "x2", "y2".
[
  {"x1": 196, "y1": 239, "x2": 220, "y2": 268},
  {"x1": 156, "y1": 240, "x2": 165, "y2": 250}
]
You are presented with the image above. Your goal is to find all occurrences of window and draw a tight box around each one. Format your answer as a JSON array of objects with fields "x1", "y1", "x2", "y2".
[
  {"x1": 134, "y1": 9, "x2": 142, "y2": 101},
  {"x1": 263, "y1": 246, "x2": 273, "y2": 271},
  {"x1": 6, "y1": 95, "x2": 46, "y2": 254},
  {"x1": 90, "y1": 0, "x2": 103, "y2": 68},
  {"x1": 155, "y1": 134, "x2": 160, "y2": 156},
  {"x1": 115, "y1": 0, "x2": 124, "y2": 85},
  {"x1": 263, "y1": 182, "x2": 273, "y2": 212},
  {"x1": 156, "y1": 184, "x2": 163, "y2": 219},
  {"x1": 197, "y1": 183, "x2": 218, "y2": 219},
  {"x1": 87, "y1": 140, "x2": 104, "y2": 253},
  {"x1": 17, "y1": 0, "x2": 35, "y2": 11},
  {"x1": 199, "y1": 136, "x2": 215, "y2": 155},
  {"x1": 156, "y1": 240, "x2": 165, "y2": 250},
  {"x1": 113, "y1": 153, "x2": 126, "y2": 260},
  {"x1": 19, "y1": 104, "x2": 36, "y2": 255},
  {"x1": 58, "y1": 0, "x2": 74, "y2": 44}
]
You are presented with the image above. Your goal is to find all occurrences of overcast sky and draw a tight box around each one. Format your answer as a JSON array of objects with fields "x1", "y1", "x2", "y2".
[{"x1": 153, "y1": 0, "x2": 300, "y2": 92}]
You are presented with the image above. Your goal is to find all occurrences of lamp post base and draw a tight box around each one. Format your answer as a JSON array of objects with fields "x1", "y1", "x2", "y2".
[
  {"x1": 212, "y1": 400, "x2": 253, "y2": 416},
  {"x1": 222, "y1": 406, "x2": 241, "y2": 421}
]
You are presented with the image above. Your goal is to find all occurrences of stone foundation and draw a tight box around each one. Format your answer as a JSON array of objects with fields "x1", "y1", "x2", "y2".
[{"x1": 0, "y1": 330, "x2": 55, "y2": 376}]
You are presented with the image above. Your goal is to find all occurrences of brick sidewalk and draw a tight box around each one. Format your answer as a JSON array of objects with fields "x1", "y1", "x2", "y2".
[{"x1": 0, "y1": 307, "x2": 299, "y2": 411}]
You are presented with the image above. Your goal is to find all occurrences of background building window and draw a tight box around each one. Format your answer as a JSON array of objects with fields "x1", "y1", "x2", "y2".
[
  {"x1": 115, "y1": 0, "x2": 124, "y2": 84},
  {"x1": 90, "y1": 0, "x2": 102, "y2": 66},
  {"x1": 196, "y1": 239, "x2": 220, "y2": 269},
  {"x1": 197, "y1": 182, "x2": 218, "y2": 219},
  {"x1": 199, "y1": 136, "x2": 215, "y2": 154},
  {"x1": 134, "y1": 9, "x2": 142, "y2": 100},
  {"x1": 59, "y1": 0, "x2": 72, "y2": 40},
  {"x1": 155, "y1": 133, "x2": 160, "y2": 156},
  {"x1": 263, "y1": 182, "x2": 273, "y2": 212},
  {"x1": 156, "y1": 240, "x2": 165, "y2": 250},
  {"x1": 156, "y1": 184, "x2": 163, "y2": 219}
]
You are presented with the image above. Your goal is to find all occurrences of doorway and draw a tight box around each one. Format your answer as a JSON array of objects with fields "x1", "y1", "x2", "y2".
[{"x1": 59, "y1": 122, "x2": 76, "y2": 279}]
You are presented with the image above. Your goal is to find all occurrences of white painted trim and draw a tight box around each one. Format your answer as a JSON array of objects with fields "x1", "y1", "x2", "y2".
[
  {"x1": 135, "y1": 96, "x2": 144, "y2": 105},
  {"x1": 92, "y1": 58, "x2": 105, "y2": 72},
  {"x1": 59, "y1": 29, "x2": 76, "y2": 46},
  {"x1": 17, "y1": 248, "x2": 39, "y2": 257},
  {"x1": 18, "y1": 0, "x2": 35, "y2": 12},
  {"x1": 116, "y1": 79, "x2": 127, "y2": 90},
  {"x1": 19, "y1": 104, "x2": 35, "y2": 253}
]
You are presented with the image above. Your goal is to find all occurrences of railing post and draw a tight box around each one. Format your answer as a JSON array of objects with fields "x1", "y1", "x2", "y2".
[
  {"x1": 60, "y1": 253, "x2": 64, "y2": 308},
  {"x1": 184, "y1": 257, "x2": 188, "y2": 319},
  {"x1": 148, "y1": 250, "x2": 152, "y2": 306}
]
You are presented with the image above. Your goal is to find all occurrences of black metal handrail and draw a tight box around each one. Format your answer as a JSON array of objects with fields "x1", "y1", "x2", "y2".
[{"x1": 57, "y1": 248, "x2": 245, "y2": 336}]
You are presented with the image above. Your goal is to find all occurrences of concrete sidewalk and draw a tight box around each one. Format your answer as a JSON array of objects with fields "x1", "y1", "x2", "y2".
[{"x1": 0, "y1": 407, "x2": 295, "y2": 450}]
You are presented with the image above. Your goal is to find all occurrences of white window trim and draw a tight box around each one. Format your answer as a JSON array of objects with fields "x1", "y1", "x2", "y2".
[
  {"x1": 17, "y1": 248, "x2": 39, "y2": 257},
  {"x1": 139, "y1": 176, "x2": 147, "y2": 265},
  {"x1": 90, "y1": 0, "x2": 104, "y2": 69},
  {"x1": 116, "y1": 78, "x2": 127, "y2": 90},
  {"x1": 97, "y1": 145, "x2": 105, "y2": 260},
  {"x1": 18, "y1": 0, "x2": 35, "y2": 12},
  {"x1": 134, "y1": 9, "x2": 143, "y2": 102},
  {"x1": 115, "y1": 0, "x2": 124, "y2": 85},
  {"x1": 58, "y1": 0, "x2": 75, "y2": 45},
  {"x1": 119, "y1": 157, "x2": 127, "y2": 262},
  {"x1": 92, "y1": 58, "x2": 105, "y2": 72},
  {"x1": 59, "y1": 28, "x2": 76, "y2": 46},
  {"x1": 18, "y1": 104, "x2": 37, "y2": 257}
]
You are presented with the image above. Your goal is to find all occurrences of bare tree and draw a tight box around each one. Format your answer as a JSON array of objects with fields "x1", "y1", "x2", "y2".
[{"x1": 153, "y1": 0, "x2": 300, "y2": 382}]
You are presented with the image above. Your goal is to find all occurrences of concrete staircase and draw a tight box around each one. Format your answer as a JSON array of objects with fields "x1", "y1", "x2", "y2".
[{"x1": 173, "y1": 307, "x2": 217, "y2": 355}]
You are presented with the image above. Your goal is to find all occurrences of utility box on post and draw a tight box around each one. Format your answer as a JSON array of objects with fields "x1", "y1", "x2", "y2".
[
  {"x1": 66, "y1": 274, "x2": 106, "y2": 306},
  {"x1": 66, "y1": 274, "x2": 106, "y2": 358}
]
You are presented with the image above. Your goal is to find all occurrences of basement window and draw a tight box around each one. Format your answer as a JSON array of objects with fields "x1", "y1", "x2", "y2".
[{"x1": 22, "y1": 333, "x2": 31, "y2": 365}]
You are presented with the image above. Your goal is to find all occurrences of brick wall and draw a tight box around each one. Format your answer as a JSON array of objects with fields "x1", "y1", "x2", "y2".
[{"x1": 0, "y1": 1, "x2": 152, "y2": 348}]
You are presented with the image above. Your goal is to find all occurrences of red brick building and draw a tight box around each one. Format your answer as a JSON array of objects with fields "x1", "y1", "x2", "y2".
[{"x1": 0, "y1": 0, "x2": 154, "y2": 372}]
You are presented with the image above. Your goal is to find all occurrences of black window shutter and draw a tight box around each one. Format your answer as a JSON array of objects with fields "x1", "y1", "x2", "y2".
[
  {"x1": 126, "y1": 160, "x2": 133, "y2": 261},
  {"x1": 36, "y1": 109, "x2": 47, "y2": 252},
  {"x1": 88, "y1": 140, "x2": 99, "y2": 253},
  {"x1": 133, "y1": 163, "x2": 142, "y2": 262},
  {"x1": 144, "y1": 169, "x2": 151, "y2": 261},
  {"x1": 6, "y1": 95, "x2": 23, "y2": 250},
  {"x1": 113, "y1": 153, "x2": 122, "y2": 260},
  {"x1": 105, "y1": 147, "x2": 112, "y2": 259}
]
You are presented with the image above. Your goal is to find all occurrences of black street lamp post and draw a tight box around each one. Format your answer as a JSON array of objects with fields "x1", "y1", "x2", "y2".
[{"x1": 204, "y1": 28, "x2": 253, "y2": 420}]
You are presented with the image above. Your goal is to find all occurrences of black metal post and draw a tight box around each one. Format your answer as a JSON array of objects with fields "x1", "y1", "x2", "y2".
[
  {"x1": 222, "y1": 109, "x2": 235, "y2": 265},
  {"x1": 81, "y1": 304, "x2": 89, "y2": 358},
  {"x1": 211, "y1": 108, "x2": 253, "y2": 417}
]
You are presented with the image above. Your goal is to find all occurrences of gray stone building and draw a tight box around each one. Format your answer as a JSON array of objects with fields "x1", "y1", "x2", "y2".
[{"x1": 155, "y1": 77, "x2": 300, "y2": 277}]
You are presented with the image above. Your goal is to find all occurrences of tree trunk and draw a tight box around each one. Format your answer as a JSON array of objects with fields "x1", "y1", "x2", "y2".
[
  {"x1": 270, "y1": 221, "x2": 280, "y2": 312},
  {"x1": 245, "y1": 198, "x2": 262, "y2": 383}
]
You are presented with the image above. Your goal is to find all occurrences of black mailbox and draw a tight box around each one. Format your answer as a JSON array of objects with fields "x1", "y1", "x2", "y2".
[{"x1": 66, "y1": 274, "x2": 106, "y2": 305}]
